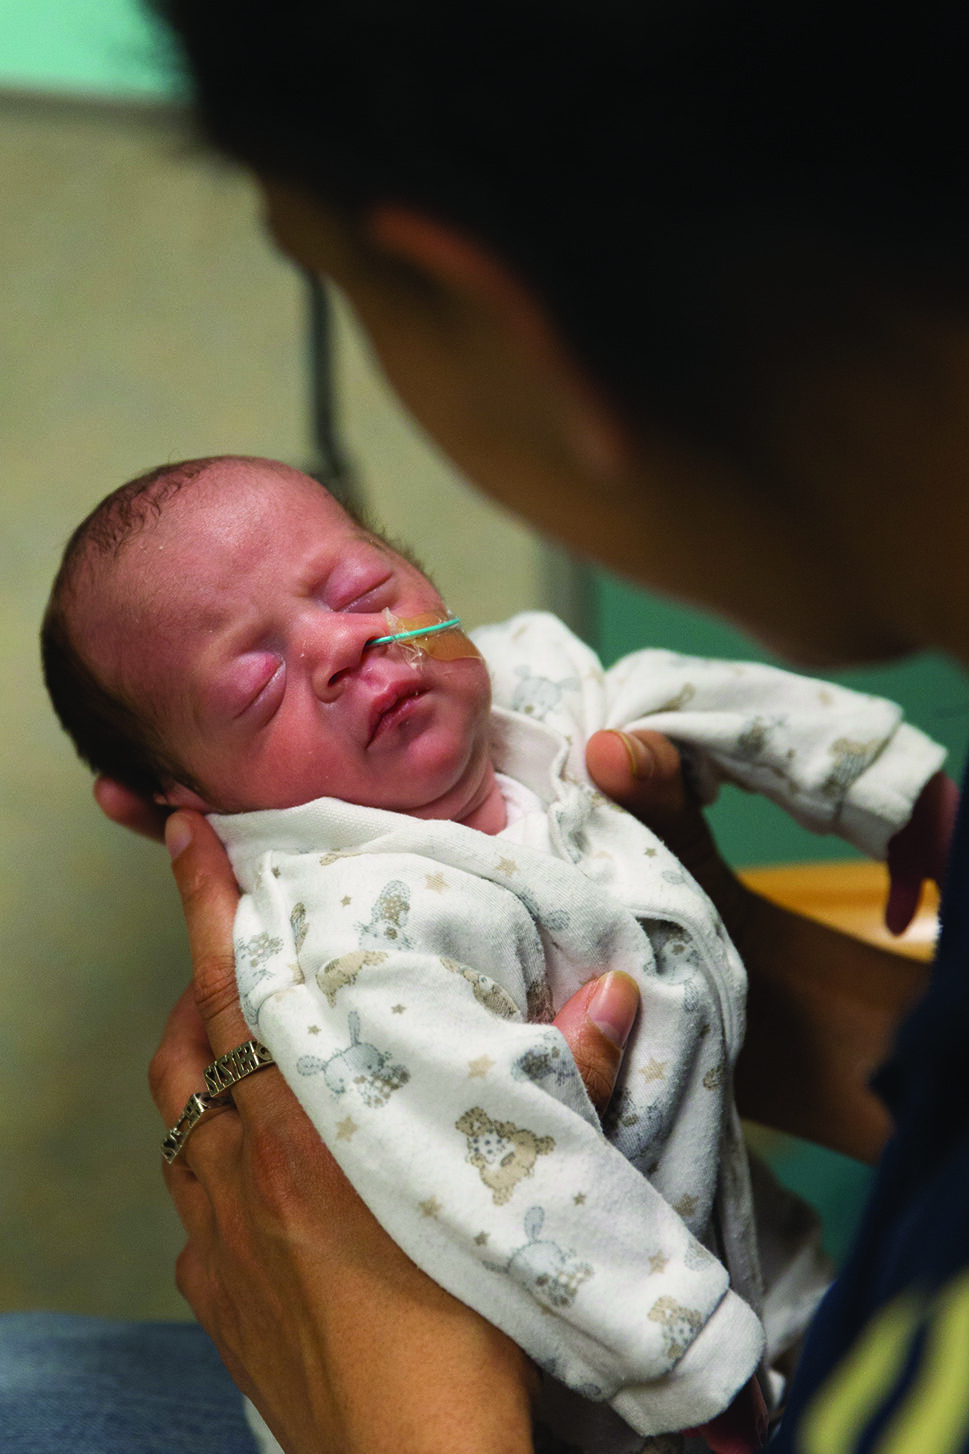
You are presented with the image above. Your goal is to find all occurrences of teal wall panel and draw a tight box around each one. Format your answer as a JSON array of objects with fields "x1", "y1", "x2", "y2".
[{"x1": 0, "y1": 0, "x2": 175, "y2": 97}]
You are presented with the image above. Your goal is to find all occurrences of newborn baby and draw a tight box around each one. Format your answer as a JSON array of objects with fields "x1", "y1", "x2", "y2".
[{"x1": 43, "y1": 455, "x2": 948, "y2": 1454}]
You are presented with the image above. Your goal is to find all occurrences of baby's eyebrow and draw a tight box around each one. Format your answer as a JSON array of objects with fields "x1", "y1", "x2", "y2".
[
  {"x1": 360, "y1": 528, "x2": 428, "y2": 577},
  {"x1": 351, "y1": 529, "x2": 395, "y2": 557}
]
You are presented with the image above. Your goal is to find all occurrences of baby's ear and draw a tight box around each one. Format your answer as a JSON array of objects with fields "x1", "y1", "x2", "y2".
[
  {"x1": 94, "y1": 777, "x2": 169, "y2": 842},
  {"x1": 154, "y1": 781, "x2": 212, "y2": 812}
]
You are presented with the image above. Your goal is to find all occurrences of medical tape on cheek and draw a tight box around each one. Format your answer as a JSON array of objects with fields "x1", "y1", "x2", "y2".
[{"x1": 366, "y1": 611, "x2": 482, "y2": 668}]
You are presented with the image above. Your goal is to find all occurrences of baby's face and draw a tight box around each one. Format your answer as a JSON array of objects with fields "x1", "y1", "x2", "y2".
[{"x1": 86, "y1": 460, "x2": 495, "y2": 820}]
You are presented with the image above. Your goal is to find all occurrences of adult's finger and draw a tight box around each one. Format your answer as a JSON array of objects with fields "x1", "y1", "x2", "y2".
[
  {"x1": 149, "y1": 979, "x2": 252, "y2": 1133},
  {"x1": 93, "y1": 775, "x2": 169, "y2": 841},
  {"x1": 165, "y1": 810, "x2": 248, "y2": 1053},
  {"x1": 149, "y1": 982, "x2": 214, "y2": 1111},
  {"x1": 587, "y1": 727, "x2": 740, "y2": 916},
  {"x1": 552, "y1": 971, "x2": 640, "y2": 1117},
  {"x1": 586, "y1": 729, "x2": 687, "y2": 838}
]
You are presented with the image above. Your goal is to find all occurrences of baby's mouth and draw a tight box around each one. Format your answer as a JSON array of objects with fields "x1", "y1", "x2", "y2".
[{"x1": 367, "y1": 684, "x2": 426, "y2": 744}]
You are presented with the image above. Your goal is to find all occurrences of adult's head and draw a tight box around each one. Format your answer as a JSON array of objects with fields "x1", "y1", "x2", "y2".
[
  {"x1": 149, "y1": 2, "x2": 969, "y2": 666},
  {"x1": 43, "y1": 456, "x2": 496, "y2": 822}
]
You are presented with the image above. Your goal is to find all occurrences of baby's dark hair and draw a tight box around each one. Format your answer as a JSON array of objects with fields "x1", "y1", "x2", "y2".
[{"x1": 41, "y1": 457, "x2": 221, "y2": 801}]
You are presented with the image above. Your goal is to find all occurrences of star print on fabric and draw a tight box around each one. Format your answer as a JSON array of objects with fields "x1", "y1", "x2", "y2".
[
  {"x1": 496, "y1": 857, "x2": 518, "y2": 877},
  {"x1": 573, "y1": 1192, "x2": 587, "y2": 1205},
  {"x1": 644, "y1": 847, "x2": 657, "y2": 857},
  {"x1": 336, "y1": 1117, "x2": 358, "y2": 1141},
  {"x1": 419, "y1": 1197, "x2": 442, "y2": 1219},
  {"x1": 674, "y1": 1194, "x2": 698, "y2": 1219},
  {"x1": 639, "y1": 1058, "x2": 667, "y2": 1082},
  {"x1": 271, "y1": 867, "x2": 281, "y2": 878},
  {"x1": 392, "y1": 1004, "x2": 406, "y2": 1015},
  {"x1": 474, "y1": 1232, "x2": 490, "y2": 1246},
  {"x1": 307, "y1": 1025, "x2": 321, "y2": 1036},
  {"x1": 425, "y1": 872, "x2": 448, "y2": 893},
  {"x1": 649, "y1": 1252, "x2": 669, "y2": 1274},
  {"x1": 468, "y1": 1055, "x2": 495, "y2": 1079},
  {"x1": 341, "y1": 895, "x2": 352, "y2": 907}
]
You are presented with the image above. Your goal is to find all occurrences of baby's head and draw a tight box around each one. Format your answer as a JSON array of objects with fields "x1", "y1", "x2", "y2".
[{"x1": 43, "y1": 455, "x2": 496, "y2": 824}]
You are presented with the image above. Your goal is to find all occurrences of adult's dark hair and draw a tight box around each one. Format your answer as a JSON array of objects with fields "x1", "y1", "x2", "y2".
[
  {"x1": 42, "y1": 459, "x2": 217, "y2": 801},
  {"x1": 149, "y1": 1, "x2": 969, "y2": 461}
]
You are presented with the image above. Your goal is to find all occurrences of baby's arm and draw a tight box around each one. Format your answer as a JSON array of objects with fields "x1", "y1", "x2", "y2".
[
  {"x1": 603, "y1": 651, "x2": 950, "y2": 915},
  {"x1": 475, "y1": 613, "x2": 951, "y2": 927}
]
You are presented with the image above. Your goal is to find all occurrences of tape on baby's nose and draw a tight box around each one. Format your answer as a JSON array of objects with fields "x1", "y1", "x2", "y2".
[{"x1": 367, "y1": 612, "x2": 482, "y2": 664}]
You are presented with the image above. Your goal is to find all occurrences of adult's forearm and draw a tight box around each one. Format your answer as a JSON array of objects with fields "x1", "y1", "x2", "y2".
[{"x1": 733, "y1": 887, "x2": 929, "y2": 1163}]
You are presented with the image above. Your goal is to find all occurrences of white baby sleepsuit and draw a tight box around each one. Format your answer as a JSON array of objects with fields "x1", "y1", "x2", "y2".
[{"x1": 215, "y1": 613, "x2": 945, "y2": 1452}]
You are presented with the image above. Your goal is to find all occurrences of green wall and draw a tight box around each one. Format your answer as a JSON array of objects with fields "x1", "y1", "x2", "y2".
[{"x1": 0, "y1": 0, "x2": 174, "y2": 97}]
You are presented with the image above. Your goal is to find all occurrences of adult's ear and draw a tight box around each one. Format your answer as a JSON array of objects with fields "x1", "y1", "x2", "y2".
[{"x1": 366, "y1": 204, "x2": 633, "y2": 482}]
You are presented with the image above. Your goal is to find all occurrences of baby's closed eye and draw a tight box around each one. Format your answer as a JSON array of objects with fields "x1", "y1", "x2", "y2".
[{"x1": 229, "y1": 652, "x2": 285, "y2": 721}]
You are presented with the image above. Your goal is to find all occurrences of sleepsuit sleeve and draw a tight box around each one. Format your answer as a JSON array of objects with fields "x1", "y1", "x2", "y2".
[{"x1": 602, "y1": 648, "x2": 946, "y2": 859}]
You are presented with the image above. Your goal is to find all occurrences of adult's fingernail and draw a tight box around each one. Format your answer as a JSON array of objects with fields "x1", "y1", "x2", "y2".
[
  {"x1": 165, "y1": 813, "x2": 193, "y2": 862},
  {"x1": 588, "y1": 971, "x2": 640, "y2": 1048},
  {"x1": 608, "y1": 730, "x2": 652, "y2": 780}
]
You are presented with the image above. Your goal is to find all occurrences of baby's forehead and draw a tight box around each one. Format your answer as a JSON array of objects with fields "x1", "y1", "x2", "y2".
[
  {"x1": 71, "y1": 459, "x2": 420, "y2": 660},
  {"x1": 69, "y1": 539, "x2": 183, "y2": 684}
]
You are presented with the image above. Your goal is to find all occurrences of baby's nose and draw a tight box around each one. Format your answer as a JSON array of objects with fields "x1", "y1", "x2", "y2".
[{"x1": 307, "y1": 613, "x2": 384, "y2": 699}]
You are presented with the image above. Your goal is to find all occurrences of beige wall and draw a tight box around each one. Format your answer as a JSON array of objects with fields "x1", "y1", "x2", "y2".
[{"x1": 0, "y1": 93, "x2": 559, "y2": 1317}]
